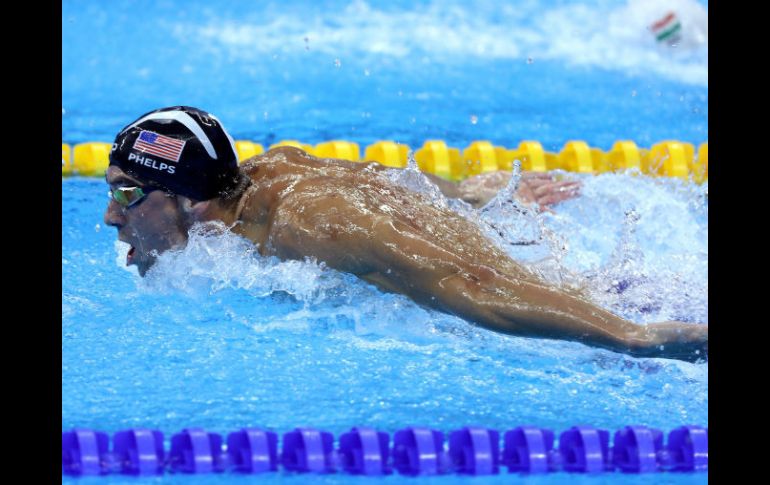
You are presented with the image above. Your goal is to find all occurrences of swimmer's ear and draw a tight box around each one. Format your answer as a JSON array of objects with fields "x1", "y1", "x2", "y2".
[{"x1": 178, "y1": 196, "x2": 212, "y2": 221}]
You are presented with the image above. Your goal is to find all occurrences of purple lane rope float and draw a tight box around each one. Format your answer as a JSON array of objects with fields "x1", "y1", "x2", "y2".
[{"x1": 62, "y1": 424, "x2": 707, "y2": 476}]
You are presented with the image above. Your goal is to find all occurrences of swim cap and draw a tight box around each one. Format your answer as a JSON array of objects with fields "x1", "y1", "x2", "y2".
[{"x1": 109, "y1": 106, "x2": 240, "y2": 201}]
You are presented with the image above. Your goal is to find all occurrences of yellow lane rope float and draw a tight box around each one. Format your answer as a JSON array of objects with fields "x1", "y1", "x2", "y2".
[{"x1": 62, "y1": 139, "x2": 708, "y2": 183}]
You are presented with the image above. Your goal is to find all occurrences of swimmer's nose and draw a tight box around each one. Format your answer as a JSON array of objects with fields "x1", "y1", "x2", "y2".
[{"x1": 104, "y1": 199, "x2": 126, "y2": 228}]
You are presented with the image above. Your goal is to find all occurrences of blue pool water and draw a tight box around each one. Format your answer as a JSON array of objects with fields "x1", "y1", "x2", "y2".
[{"x1": 62, "y1": 0, "x2": 708, "y2": 483}]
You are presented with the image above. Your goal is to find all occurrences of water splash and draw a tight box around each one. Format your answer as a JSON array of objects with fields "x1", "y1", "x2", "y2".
[
  {"x1": 118, "y1": 221, "x2": 493, "y2": 344},
  {"x1": 480, "y1": 159, "x2": 524, "y2": 211},
  {"x1": 136, "y1": 223, "x2": 340, "y2": 303},
  {"x1": 184, "y1": 0, "x2": 708, "y2": 86},
  {"x1": 474, "y1": 162, "x2": 545, "y2": 251},
  {"x1": 114, "y1": 240, "x2": 140, "y2": 277},
  {"x1": 563, "y1": 177, "x2": 708, "y2": 324},
  {"x1": 472, "y1": 162, "x2": 578, "y2": 287},
  {"x1": 584, "y1": 208, "x2": 660, "y2": 319},
  {"x1": 382, "y1": 150, "x2": 450, "y2": 210}
]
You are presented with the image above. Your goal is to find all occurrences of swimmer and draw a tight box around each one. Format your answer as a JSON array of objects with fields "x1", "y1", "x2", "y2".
[{"x1": 104, "y1": 106, "x2": 707, "y2": 362}]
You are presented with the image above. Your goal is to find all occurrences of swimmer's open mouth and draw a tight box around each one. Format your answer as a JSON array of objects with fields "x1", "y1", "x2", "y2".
[{"x1": 127, "y1": 246, "x2": 136, "y2": 266}]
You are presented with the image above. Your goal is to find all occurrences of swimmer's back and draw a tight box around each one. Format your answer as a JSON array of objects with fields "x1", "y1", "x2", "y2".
[{"x1": 237, "y1": 146, "x2": 545, "y2": 286}]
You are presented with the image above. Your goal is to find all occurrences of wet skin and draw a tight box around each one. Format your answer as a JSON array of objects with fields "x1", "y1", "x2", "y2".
[{"x1": 105, "y1": 146, "x2": 707, "y2": 361}]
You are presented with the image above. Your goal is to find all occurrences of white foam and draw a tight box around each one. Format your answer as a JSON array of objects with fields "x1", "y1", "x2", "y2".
[
  {"x1": 114, "y1": 240, "x2": 140, "y2": 277},
  {"x1": 137, "y1": 222, "x2": 340, "y2": 302},
  {"x1": 177, "y1": 0, "x2": 707, "y2": 86},
  {"x1": 537, "y1": 173, "x2": 708, "y2": 324}
]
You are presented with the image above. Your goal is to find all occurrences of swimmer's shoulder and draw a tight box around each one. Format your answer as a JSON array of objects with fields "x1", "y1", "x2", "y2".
[
  {"x1": 238, "y1": 146, "x2": 297, "y2": 167},
  {"x1": 247, "y1": 146, "x2": 382, "y2": 181},
  {"x1": 236, "y1": 146, "x2": 306, "y2": 179},
  {"x1": 239, "y1": 146, "x2": 391, "y2": 192},
  {"x1": 245, "y1": 145, "x2": 333, "y2": 171},
  {"x1": 264, "y1": 145, "x2": 324, "y2": 166}
]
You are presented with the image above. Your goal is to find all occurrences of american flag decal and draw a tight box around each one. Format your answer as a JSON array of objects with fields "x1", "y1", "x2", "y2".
[{"x1": 133, "y1": 130, "x2": 186, "y2": 162}]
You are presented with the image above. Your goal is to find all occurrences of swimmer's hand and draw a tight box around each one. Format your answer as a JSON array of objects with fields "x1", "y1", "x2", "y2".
[
  {"x1": 458, "y1": 171, "x2": 581, "y2": 210},
  {"x1": 516, "y1": 172, "x2": 582, "y2": 211},
  {"x1": 628, "y1": 321, "x2": 708, "y2": 363}
]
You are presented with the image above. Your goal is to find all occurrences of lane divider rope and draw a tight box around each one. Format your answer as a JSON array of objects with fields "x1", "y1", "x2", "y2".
[
  {"x1": 62, "y1": 424, "x2": 707, "y2": 476},
  {"x1": 61, "y1": 139, "x2": 708, "y2": 183}
]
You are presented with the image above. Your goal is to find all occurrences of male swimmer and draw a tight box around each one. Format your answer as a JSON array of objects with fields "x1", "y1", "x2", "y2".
[{"x1": 104, "y1": 106, "x2": 707, "y2": 362}]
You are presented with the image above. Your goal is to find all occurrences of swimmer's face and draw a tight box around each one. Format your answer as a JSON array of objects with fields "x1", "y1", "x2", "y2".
[{"x1": 104, "y1": 166, "x2": 191, "y2": 276}]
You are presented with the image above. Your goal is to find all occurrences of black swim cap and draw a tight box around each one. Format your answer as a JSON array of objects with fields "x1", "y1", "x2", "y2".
[{"x1": 109, "y1": 106, "x2": 240, "y2": 201}]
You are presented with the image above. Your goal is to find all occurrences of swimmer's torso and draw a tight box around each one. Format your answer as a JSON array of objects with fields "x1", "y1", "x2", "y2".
[{"x1": 233, "y1": 147, "x2": 547, "y2": 296}]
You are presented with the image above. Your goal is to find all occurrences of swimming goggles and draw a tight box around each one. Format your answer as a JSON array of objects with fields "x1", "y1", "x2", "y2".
[{"x1": 108, "y1": 186, "x2": 160, "y2": 208}]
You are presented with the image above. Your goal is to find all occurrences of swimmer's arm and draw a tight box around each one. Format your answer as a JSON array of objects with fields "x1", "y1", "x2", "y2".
[
  {"x1": 353, "y1": 159, "x2": 580, "y2": 209},
  {"x1": 360, "y1": 220, "x2": 706, "y2": 361},
  {"x1": 458, "y1": 171, "x2": 581, "y2": 209},
  {"x1": 273, "y1": 189, "x2": 705, "y2": 361}
]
